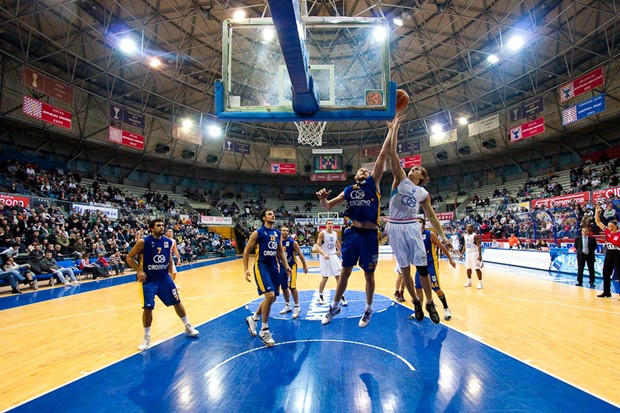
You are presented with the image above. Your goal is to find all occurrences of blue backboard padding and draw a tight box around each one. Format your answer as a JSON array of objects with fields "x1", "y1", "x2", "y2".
[
  {"x1": 267, "y1": 0, "x2": 320, "y2": 114},
  {"x1": 215, "y1": 80, "x2": 397, "y2": 122},
  {"x1": 268, "y1": 0, "x2": 311, "y2": 94}
]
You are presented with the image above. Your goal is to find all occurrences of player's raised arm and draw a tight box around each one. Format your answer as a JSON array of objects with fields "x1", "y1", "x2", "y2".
[
  {"x1": 316, "y1": 188, "x2": 345, "y2": 210},
  {"x1": 387, "y1": 114, "x2": 407, "y2": 185},
  {"x1": 372, "y1": 114, "x2": 403, "y2": 184}
]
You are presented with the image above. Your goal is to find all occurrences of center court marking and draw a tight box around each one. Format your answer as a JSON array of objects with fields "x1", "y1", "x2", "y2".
[{"x1": 204, "y1": 339, "x2": 416, "y2": 376}]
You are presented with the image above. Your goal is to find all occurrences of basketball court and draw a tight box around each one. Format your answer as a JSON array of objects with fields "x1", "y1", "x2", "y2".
[{"x1": 2, "y1": 257, "x2": 619, "y2": 412}]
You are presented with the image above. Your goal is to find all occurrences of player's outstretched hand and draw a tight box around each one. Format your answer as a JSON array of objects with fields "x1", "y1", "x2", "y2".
[
  {"x1": 245, "y1": 270, "x2": 251, "y2": 283},
  {"x1": 316, "y1": 188, "x2": 331, "y2": 200}
]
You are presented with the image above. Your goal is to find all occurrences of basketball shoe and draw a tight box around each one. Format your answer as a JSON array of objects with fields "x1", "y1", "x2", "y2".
[
  {"x1": 246, "y1": 316, "x2": 257, "y2": 336},
  {"x1": 322, "y1": 304, "x2": 341, "y2": 325},
  {"x1": 138, "y1": 335, "x2": 150, "y2": 351},
  {"x1": 359, "y1": 309, "x2": 373, "y2": 328},
  {"x1": 259, "y1": 329, "x2": 275, "y2": 347}
]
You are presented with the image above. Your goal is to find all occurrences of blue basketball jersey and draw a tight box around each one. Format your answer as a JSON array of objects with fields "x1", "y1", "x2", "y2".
[
  {"x1": 282, "y1": 236, "x2": 296, "y2": 266},
  {"x1": 422, "y1": 229, "x2": 438, "y2": 264},
  {"x1": 343, "y1": 175, "x2": 380, "y2": 225},
  {"x1": 142, "y1": 234, "x2": 172, "y2": 281},
  {"x1": 255, "y1": 226, "x2": 280, "y2": 265}
]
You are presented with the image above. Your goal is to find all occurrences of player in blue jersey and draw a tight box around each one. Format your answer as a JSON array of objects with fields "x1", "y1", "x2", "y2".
[
  {"x1": 126, "y1": 218, "x2": 199, "y2": 351},
  {"x1": 316, "y1": 116, "x2": 398, "y2": 328},
  {"x1": 243, "y1": 209, "x2": 292, "y2": 346},
  {"x1": 278, "y1": 225, "x2": 309, "y2": 319},
  {"x1": 412, "y1": 217, "x2": 455, "y2": 320}
]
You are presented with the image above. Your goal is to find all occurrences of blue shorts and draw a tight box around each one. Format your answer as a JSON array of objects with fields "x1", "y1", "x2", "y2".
[
  {"x1": 415, "y1": 261, "x2": 441, "y2": 291},
  {"x1": 141, "y1": 275, "x2": 180, "y2": 309},
  {"x1": 280, "y1": 262, "x2": 297, "y2": 289},
  {"x1": 341, "y1": 227, "x2": 379, "y2": 272},
  {"x1": 255, "y1": 261, "x2": 285, "y2": 296}
]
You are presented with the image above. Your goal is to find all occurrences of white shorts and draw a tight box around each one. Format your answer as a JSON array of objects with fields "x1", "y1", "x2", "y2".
[
  {"x1": 319, "y1": 254, "x2": 342, "y2": 277},
  {"x1": 386, "y1": 221, "x2": 426, "y2": 268},
  {"x1": 465, "y1": 252, "x2": 482, "y2": 270}
]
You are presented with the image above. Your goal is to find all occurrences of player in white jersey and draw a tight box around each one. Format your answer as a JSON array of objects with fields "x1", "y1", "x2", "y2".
[
  {"x1": 165, "y1": 229, "x2": 181, "y2": 280},
  {"x1": 385, "y1": 115, "x2": 448, "y2": 324},
  {"x1": 314, "y1": 220, "x2": 347, "y2": 306},
  {"x1": 463, "y1": 224, "x2": 484, "y2": 289},
  {"x1": 450, "y1": 232, "x2": 462, "y2": 259}
]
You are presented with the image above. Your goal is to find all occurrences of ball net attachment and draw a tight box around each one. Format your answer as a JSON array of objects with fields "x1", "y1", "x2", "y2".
[{"x1": 295, "y1": 120, "x2": 326, "y2": 147}]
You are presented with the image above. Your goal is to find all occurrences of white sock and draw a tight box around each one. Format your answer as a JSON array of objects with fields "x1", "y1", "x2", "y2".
[
  {"x1": 181, "y1": 316, "x2": 189, "y2": 326},
  {"x1": 144, "y1": 327, "x2": 151, "y2": 336},
  {"x1": 332, "y1": 301, "x2": 339, "y2": 308},
  {"x1": 285, "y1": 301, "x2": 290, "y2": 306},
  {"x1": 252, "y1": 314, "x2": 259, "y2": 321},
  {"x1": 262, "y1": 322, "x2": 269, "y2": 330},
  {"x1": 365, "y1": 304, "x2": 372, "y2": 312},
  {"x1": 294, "y1": 304, "x2": 299, "y2": 308}
]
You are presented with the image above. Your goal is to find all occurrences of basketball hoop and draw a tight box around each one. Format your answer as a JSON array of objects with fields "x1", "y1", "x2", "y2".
[{"x1": 295, "y1": 120, "x2": 326, "y2": 147}]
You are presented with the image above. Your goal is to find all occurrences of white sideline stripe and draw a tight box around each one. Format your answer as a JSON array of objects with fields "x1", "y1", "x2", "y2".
[{"x1": 204, "y1": 339, "x2": 415, "y2": 375}]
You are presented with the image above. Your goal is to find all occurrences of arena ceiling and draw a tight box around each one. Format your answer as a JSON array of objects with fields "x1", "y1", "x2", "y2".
[{"x1": 0, "y1": 0, "x2": 619, "y2": 181}]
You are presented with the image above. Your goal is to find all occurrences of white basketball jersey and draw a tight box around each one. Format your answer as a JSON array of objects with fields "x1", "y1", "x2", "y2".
[
  {"x1": 388, "y1": 178, "x2": 429, "y2": 223},
  {"x1": 321, "y1": 230, "x2": 338, "y2": 255},
  {"x1": 464, "y1": 233, "x2": 478, "y2": 253},
  {"x1": 450, "y1": 234, "x2": 460, "y2": 249}
]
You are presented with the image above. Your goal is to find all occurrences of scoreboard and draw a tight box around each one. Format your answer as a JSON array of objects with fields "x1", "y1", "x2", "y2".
[{"x1": 313, "y1": 154, "x2": 343, "y2": 173}]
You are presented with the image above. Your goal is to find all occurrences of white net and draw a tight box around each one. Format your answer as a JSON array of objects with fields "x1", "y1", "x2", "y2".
[{"x1": 295, "y1": 120, "x2": 326, "y2": 146}]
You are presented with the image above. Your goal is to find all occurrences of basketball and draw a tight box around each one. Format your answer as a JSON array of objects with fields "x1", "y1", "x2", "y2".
[
  {"x1": 396, "y1": 89, "x2": 409, "y2": 112},
  {"x1": 365, "y1": 90, "x2": 383, "y2": 105}
]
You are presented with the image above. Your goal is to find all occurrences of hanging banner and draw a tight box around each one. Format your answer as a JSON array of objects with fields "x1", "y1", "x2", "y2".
[
  {"x1": 172, "y1": 124, "x2": 202, "y2": 145},
  {"x1": 108, "y1": 126, "x2": 144, "y2": 150},
  {"x1": 398, "y1": 140, "x2": 420, "y2": 153},
  {"x1": 429, "y1": 129, "x2": 457, "y2": 147},
  {"x1": 269, "y1": 147, "x2": 297, "y2": 159},
  {"x1": 400, "y1": 155, "x2": 421, "y2": 168},
  {"x1": 468, "y1": 113, "x2": 499, "y2": 136},
  {"x1": 559, "y1": 67, "x2": 604, "y2": 103},
  {"x1": 22, "y1": 67, "x2": 74, "y2": 104},
  {"x1": 509, "y1": 117, "x2": 545, "y2": 142},
  {"x1": 561, "y1": 94, "x2": 606, "y2": 126},
  {"x1": 223, "y1": 140, "x2": 250, "y2": 155},
  {"x1": 509, "y1": 97, "x2": 544, "y2": 122},
  {"x1": 271, "y1": 163, "x2": 296, "y2": 174},
  {"x1": 22, "y1": 96, "x2": 72, "y2": 129},
  {"x1": 109, "y1": 104, "x2": 146, "y2": 129}
]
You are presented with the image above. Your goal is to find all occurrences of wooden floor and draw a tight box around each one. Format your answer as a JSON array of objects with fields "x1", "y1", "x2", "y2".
[{"x1": 1, "y1": 256, "x2": 619, "y2": 411}]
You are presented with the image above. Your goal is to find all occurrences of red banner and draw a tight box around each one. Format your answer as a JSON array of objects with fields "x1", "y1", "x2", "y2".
[
  {"x1": 530, "y1": 192, "x2": 590, "y2": 209},
  {"x1": 271, "y1": 163, "x2": 296, "y2": 174},
  {"x1": 0, "y1": 193, "x2": 30, "y2": 208},
  {"x1": 592, "y1": 186, "x2": 620, "y2": 202},
  {"x1": 559, "y1": 67, "x2": 604, "y2": 103},
  {"x1": 510, "y1": 117, "x2": 544, "y2": 142},
  {"x1": 22, "y1": 96, "x2": 72, "y2": 129},
  {"x1": 108, "y1": 126, "x2": 144, "y2": 150},
  {"x1": 400, "y1": 155, "x2": 421, "y2": 168},
  {"x1": 310, "y1": 172, "x2": 347, "y2": 182}
]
